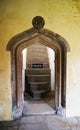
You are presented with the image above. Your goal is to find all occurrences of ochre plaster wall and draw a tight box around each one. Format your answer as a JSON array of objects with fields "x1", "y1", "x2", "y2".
[{"x1": 0, "y1": 0, "x2": 80, "y2": 120}]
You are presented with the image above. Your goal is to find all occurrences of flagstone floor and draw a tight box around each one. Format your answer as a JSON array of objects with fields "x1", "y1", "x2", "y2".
[
  {"x1": 1, "y1": 114, "x2": 80, "y2": 130},
  {"x1": 0, "y1": 92, "x2": 80, "y2": 130}
]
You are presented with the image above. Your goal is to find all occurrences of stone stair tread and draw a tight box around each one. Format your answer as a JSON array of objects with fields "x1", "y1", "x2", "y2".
[
  {"x1": 26, "y1": 68, "x2": 50, "y2": 71},
  {"x1": 27, "y1": 74, "x2": 50, "y2": 77},
  {"x1": 26, "y1": 69, "x2": 51, "y2": 75},
  {"x1": 31, "y1": 90, "x2": 46, "y2": 93},
  {"x1": 28, "y1": 82, "x2": 48, "y2": 84}
]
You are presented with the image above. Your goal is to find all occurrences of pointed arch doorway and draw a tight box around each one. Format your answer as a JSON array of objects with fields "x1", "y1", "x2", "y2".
[{"x1": 6, "y1": 17, "x2": 70, "y2": 119}]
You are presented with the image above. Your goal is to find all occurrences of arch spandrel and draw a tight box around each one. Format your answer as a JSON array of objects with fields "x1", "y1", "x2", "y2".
[{"x1": 6, "y1": 28, "x2": 70, "y2": 52}]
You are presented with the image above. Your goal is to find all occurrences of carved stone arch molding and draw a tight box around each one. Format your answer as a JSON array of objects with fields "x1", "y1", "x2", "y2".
[{"x1": 6, "y1": 27, "x2": 70, "y2": 119}]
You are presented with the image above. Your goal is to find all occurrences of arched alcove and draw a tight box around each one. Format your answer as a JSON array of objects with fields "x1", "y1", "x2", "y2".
[{"x1": 6, "y1": 27, "x2": 70, "y2": 119}]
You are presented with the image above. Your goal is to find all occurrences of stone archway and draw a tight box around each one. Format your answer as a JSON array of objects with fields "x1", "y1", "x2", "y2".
[{"x1": 6, "y1": 27, "x2": 70, "y2": 119}]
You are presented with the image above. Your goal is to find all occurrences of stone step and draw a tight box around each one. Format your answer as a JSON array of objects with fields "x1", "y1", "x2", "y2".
[
  {"x1": 25, "y1": 81, "x2": 50, "y2": 91},
  {"x1": 32, "y1": 87, "x2": 50, "y2": 99},
  {"x1": 29, "y1": 82, "x2": 48, "y2": 84},
  {"x1": 28, "y1": 60, "x2": 48, "y2": 63},
  {"x1": 29, "y1": 82, "x2": 50, "y2": 91},
  {"x1": 25, "y1": 69, "x2": 51, "y2": 75},
  {"x1": 27, "y1": 88, "x2": 50, "y2": 99},
  {"x1": 26, "y1": 75, "x2": 50, "y2": 82},
  {"x1": 32, "y1": 90, "x2": 46, "y2": 94},
  {"x1": 25, "y1": 81, "x2": 50, "y2": 99}
]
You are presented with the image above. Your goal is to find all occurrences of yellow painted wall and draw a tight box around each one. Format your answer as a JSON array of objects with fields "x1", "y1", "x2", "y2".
[{"x1": 0, "y1": 0, "x2": 80, "y2": 120}]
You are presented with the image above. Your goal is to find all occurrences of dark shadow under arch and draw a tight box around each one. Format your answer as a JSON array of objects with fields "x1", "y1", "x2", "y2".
[{"x1": 6, "y1": 28, "x2": 70, "y2": 119}]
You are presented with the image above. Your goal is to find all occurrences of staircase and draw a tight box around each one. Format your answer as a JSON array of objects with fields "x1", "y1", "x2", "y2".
[
  {"x1": 25, "y1": 43, "x2": 51, "y2": 99},
  {"x1": 25, "y1": 69, "x2": 51, "y2": 99}
]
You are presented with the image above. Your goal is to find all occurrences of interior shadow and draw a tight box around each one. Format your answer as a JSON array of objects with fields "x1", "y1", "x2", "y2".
[{"x1": 22, "y1": 44, "x2": 56, "y2": 115}]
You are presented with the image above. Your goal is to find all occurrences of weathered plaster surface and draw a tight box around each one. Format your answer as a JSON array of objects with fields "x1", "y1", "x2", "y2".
[{"x1": 0, "y1": 0, "x2": 80, "y2": 120}]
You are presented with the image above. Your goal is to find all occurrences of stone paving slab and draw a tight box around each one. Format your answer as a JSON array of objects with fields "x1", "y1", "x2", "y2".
[
  {"x1": 0, "y1": 119, "x2": 20, "y2": 127},
  {"x1": 70, "y1": 125, "x2": 77, "y2": 130},
  {"x1": 77, "y1": 126, "x2": 80, "y2": 130},
  {"x1": 67, "y1": 117, "x2": 79, "y2": 126},
  {"x1": 76, "y1": 117, "x2": 80, "y2": 122},
  {"x1": 19, "y1": 123, "x2": 49, "y2": 130},
  {"x1": 8, "y1": 126, "x2": 18, "y2": 130},
  {"x1": 23, "y1": 101, "x2": 55, "y2": 115},
  {"x1": 1, "y1": 115, "x2": 80, "y2": 130},
  {"x1": 46, "y1": 115, "x2": 71, "y2": 130},
  {"x1": 20, "y1": 115, "x2": 45, "y2": 124},
  {"x1": 0, "y1": 126, "x2": 18, "y2": 130},
  {"x1": 0, "y1": 126, "x2": 8, "y2": 130},
  {"x1": 0, "y1": 119, "x2": 20, "y2": 130}
]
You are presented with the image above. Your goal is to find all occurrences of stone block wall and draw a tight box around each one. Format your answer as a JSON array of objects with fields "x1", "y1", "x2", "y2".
[{"x1": 26, "y1": 43, "x2": 49, "y2": 68}]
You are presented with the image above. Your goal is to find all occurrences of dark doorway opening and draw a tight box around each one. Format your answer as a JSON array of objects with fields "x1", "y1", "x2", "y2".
[
  {"x1": 22, "y1": 44, "x2": 56, "y2": 115},
  {"x1": 24, "y1": 43, "x2": 51, "y2": 99}
]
